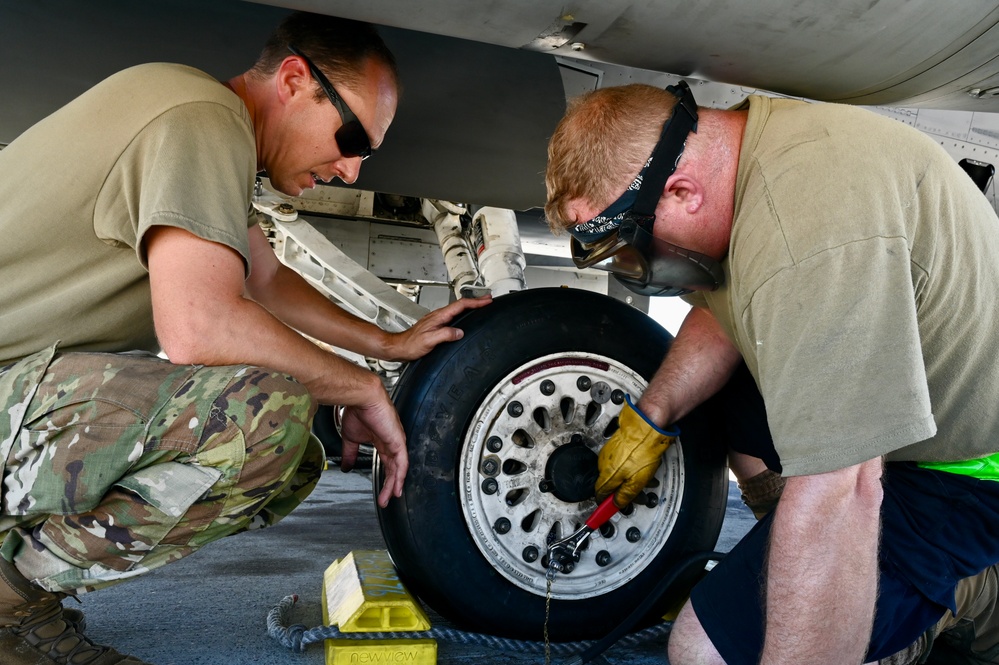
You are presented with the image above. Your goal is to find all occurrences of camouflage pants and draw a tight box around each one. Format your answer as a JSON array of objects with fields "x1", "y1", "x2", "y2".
[{"x1": 0, "y1": 350, "x2": 322, "y2": 594}]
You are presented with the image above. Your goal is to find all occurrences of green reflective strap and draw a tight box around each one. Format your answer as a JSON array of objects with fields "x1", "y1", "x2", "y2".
[{"x1": 918, "y1": 450, "x2": 999, "y2": 481}]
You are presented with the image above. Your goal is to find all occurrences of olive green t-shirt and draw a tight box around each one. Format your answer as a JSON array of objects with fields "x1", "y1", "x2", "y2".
[
  {"x1": 0, "y1": 63, "x2": 257, "y2": 364},
  {"x1": 686, "y1": 96, "x2": 999, "y2": 475}
]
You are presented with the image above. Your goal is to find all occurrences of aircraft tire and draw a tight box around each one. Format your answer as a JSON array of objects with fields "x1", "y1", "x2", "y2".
[{"x1": 374, "y1": 287, "x2": 728, "y2": 640}]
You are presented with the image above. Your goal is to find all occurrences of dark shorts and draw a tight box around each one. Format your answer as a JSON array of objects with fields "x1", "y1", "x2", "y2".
[{"x1": 690, "y1": 366, "x2": 999, "y2": 663}]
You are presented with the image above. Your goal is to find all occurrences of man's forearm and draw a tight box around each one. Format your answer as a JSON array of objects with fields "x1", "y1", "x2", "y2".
[
  {"x1": 638, "y1": 306, "x2": 742, "y2": 427},
  {"x1": 761, "y1": 460, "x2": 883, "y2": 664},
  {"x1": 248, "y1": 261, "x2": 394, "y2": 359}
]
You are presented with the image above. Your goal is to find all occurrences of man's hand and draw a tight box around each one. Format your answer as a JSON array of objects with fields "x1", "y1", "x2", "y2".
[
  {"x1": 339, "y1": 394, "x2": 409, "y2": 508},
  {"x1": 595, "y1": 397, "x2": 679, "y2": 508},
  {"x1": 385, "y1": 296, "x2": 492, "y2": 361}
]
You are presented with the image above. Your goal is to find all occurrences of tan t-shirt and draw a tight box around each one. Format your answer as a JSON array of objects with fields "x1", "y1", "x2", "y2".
[
  {"x1": 685, "y1": 96, "x2": 999, "y2": 475},
  {"x1": 0, "y1": 63, "x2": 257, "y2": 364}
]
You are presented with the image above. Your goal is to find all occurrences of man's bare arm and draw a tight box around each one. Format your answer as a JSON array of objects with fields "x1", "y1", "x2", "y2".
[
  {"x1": 637, "y1": 305, "x2": 743, "y2": 427},
  {"x1": 146, "y1": 225, "x2": 407, "y2": 506},
  {"x1": 243, "y1": 225, "x2": 489, "y2": 361},
  {"x1": 761, "y1": 458, "x2": 883, "y2": 664}
]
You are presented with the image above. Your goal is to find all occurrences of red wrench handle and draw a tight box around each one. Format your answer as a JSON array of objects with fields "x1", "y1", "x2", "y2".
[{"x1": 585, "y1": 495, "x2": 620, "y2": 530}]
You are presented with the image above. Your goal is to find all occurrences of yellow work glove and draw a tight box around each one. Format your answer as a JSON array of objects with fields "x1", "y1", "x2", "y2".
[{"x1": 595, "y1": 396, "x2": 679, "y2": 508}]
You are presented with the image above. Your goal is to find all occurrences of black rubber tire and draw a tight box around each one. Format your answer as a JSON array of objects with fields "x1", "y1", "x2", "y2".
[
  {"x1": 375, "y1": 288, "x2": 728, "y2": 641},
  {"x1": 312, "y1": 404, "x2": 345, "y2": 458}
]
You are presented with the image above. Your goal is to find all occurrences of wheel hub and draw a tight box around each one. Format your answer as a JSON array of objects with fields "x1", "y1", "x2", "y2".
[
  {"x1": 543, "y1": 438, "x2": 598, "y2": 503},
  {"x1": 459, "y1": 351, "x2": 683, "y2": 600}
]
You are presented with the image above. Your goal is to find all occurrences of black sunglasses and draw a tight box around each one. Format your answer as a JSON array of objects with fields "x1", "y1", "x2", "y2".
[{"x1": 288, "y1": 45, "x2": 373, "y2": 160}]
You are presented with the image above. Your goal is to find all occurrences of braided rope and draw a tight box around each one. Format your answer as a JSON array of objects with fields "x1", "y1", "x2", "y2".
[{"x1": 266, "y1": 594, "x2": 672, "y2": 656}]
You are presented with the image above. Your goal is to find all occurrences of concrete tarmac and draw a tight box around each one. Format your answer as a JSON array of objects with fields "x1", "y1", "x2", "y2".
[{"x1": 79, "y1": 464, "x2": 755, "y2": 665}]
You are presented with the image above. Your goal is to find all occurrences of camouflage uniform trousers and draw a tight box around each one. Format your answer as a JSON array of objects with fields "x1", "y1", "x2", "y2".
[{"x1": 0, "y1": 349, "x2": 323, "y2": 595}]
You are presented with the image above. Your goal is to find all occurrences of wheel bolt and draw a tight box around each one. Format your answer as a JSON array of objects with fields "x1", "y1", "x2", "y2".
[
  {"x1": 591, "y1": 381, "x2": 612, "y2": 404},
  {"x1": 626, "y1": 527, "x2": 642, "y2": 543},
  {"x1": 540, "y1": 380, "x2": 556, "y2": 396},
  {"x1": 523, "y1": 546, "x2": 539, "y2": 563},
  {"x1": 576, "y1": 376, "x2": 591, "y2": 391},
  {"x1": 507, "y1": 401, "x2": 524, "y2": 417},
  {"x1": 599, "y1": 523, "x2": 615, "y2": 538},
  {"x1": 482, "y1": 478, "x2": 498, "y2": 495},
  {"x1": 611, "y1": 389, "x2": 625, "y2": 405},
  {"x1": 494, "y1": 517, "x2": 511, "y2": 534},
  {"x1": 596, "y1": 550, "x2": 612, "y2": 567},
  {"x1": 481, "y1": 458, "x2": 499, "y2": 475},
  {"x1": 539, "y1": 479, "x2": 555, "y2": 493},
  {"x1": 644, "y1": 492, "x2": 659, "y2": 508},
  {"x1": 486, "y1": 436, "x2": 503, "y2": 452}
]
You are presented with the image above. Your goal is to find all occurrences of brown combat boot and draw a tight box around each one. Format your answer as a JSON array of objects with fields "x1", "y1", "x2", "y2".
[{"x1": 0, "y1": 556, "x2": 152, "y2": 664}]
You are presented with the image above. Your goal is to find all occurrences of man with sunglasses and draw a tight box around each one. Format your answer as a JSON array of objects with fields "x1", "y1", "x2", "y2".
[
  {"x1": 0, "y1": 11, "x2": 487, "y2": 665},
  {"x1": 546, "y1": 83, "x2": 999, "y2": 664}
]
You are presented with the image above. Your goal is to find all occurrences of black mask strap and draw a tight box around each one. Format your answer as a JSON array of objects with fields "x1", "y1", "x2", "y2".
[{"x1": 632, "y1": 82, "x2": 699, "y2": 228}]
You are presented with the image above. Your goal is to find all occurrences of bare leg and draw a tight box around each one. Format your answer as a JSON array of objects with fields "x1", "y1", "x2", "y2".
[{"x1": 668, "y1": 601, "x2": 727, "y2": 665}]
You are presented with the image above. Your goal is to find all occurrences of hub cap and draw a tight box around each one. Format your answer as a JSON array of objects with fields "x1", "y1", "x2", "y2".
[{"x1": 459, "y1": 352, "x2": 684, "y2": 600}]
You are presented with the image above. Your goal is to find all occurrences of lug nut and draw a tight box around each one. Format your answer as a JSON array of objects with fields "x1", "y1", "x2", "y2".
[
  {"x1": 570, "y1": 434, "x2": 583, "y2": 445},
  {"x1": 626, "y1": 527, "x2": 642, "y2": 543},
  {"x1": 591, "y1": 381, "x2": 612, "y2": 404},
  {"x1": 576, "y1": 376, "x2": 591, "y2": 391},
  {"x1": 507, "y1": 401, "x2": 524, "y2": 417},
  {"x1": 539, "y1": 479, "x2": 555, "y2": 493},
  {"x1": 596, "y1": 550, "x2": 612, "y2": 567},
  {"x1": 540, "y1": 380, "x2": 556, "y2": 396},
  {"x1": 481, "y1": 458, "x2": 499, "y2": 475},
  {"x1": 599, "y1": 523, "x2": 615, "y2": 538},
  {"x1": 611, "y1": 389, "x2": 625, "y2": 405},
  {"x1": 523, "y1": 546, "x2": 539, "y2": 563},
  {"x1": 486, "y1": 436, "x2": 503, "y2": 453},
  {"x1": 482, "y1": 478, "x2": 498, "y2": 495},
  {"x1": 644, "y1": 492, "x2": 659, "y2": 508},
  {"x1": 494, "y1": 518, "x2": 511, "y2": 534}
]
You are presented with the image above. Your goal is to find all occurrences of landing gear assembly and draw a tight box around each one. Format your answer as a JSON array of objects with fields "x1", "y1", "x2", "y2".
[{"x1": 375, "y1": 288, "x2": 728, "y2": 641}]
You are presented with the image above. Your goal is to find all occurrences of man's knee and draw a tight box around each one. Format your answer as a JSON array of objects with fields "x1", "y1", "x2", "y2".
[
  {"x1": 669, "y1": 601, "x2": 727, "y2": 665},
  {"x1": 222, "y1": 367, "x2": 316, "y2": 445},
  {"x1": 197, "y1": 367, "x2": 318, "y2": 492}
]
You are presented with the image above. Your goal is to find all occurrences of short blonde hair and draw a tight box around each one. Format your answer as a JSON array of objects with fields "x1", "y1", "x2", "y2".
[{"x1": 544, "y1": 84, "x2": 682, "y2": 231}]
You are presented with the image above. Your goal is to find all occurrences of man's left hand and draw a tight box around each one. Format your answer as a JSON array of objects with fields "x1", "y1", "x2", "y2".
[{"x1": 386, "y1": 296, "x2": 491, "y2": 361}]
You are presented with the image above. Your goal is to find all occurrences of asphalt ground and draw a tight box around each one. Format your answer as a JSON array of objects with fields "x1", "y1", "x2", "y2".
[{"x1": 77, "y1": 463, "x2": 755, "y2": 665}]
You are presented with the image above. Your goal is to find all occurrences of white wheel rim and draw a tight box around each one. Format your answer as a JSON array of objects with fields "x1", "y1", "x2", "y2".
[{"x1": 459, "y1": 352, "x2": 685, "y2": 599}]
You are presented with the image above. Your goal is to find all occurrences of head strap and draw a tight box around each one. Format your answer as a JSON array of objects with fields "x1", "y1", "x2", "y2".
[{"x1": 631, "y1": 81, "x2": 699, "y2": 224}]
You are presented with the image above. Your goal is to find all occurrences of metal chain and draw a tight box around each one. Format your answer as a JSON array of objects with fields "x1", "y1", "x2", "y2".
[{"x1": 544, "y1": 568, "x2": 555, "y2": 665}]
